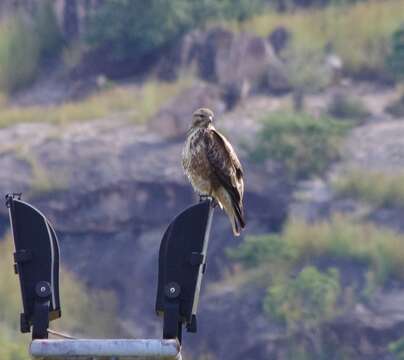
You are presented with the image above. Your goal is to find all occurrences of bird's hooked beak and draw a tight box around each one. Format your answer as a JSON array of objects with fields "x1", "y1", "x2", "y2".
[{"x1": 208, "y1": 115, "x2": 213, "y2": 124}]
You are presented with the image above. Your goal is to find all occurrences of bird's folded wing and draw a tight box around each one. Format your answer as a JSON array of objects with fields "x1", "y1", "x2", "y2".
[
  {"x1": 211, "y1": 129, "x2": 243, "y2": 179},
  {"x1": 204, "y1": 129, "x2": 243, "y2": 204}
]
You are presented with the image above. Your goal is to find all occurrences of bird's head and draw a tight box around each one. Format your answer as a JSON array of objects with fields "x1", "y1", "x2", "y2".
[{"x1": 191, "y1": 108, "x2": 214, "y2": 129}]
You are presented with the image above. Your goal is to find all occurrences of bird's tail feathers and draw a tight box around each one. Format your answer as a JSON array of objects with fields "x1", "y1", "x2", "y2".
[{"x1": 214, "y1": 188, "x2": 245, "y2": 237}]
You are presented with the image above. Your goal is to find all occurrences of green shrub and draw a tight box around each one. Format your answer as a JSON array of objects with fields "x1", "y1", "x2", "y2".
[
  {"x1": 389, "y1": 338, "x2": 404, "y2": 359},
  {"x1": 0, "y1": 2, "x2": 62, "y2": 93},
  {"x1": 283, "y1": 216, "x2": 404, "y2": 283},
  {"x1": 327, "y1": 93, "x2": 370, "y2": 121},
  {"x1": 34, "y1": 0, "x2": 63, "y2": 59},
  {"x1": 387, "y1": 24, "x2": 404, "y2": 80},
  {"x1": 230, "y1": 215, "x2": 404, "y2": 284},
  {"x1": 333, "y1": 170, "x2": 404, "y2": 208},
  {"x1": 249, "y1": 111, "x2": 350, "y2": 180},
  {"x1": 85, "y1": 0, "x2": 191, "y2": 60},
  {"x1": 227, "y1": 234, "x2": 297, "y2": 268},
  {"x1": 85, "y1": 0, "x2": 266, "y2": 61},
  {"x1": 0, "y1": 15, "x2": 41, "y2": 92},
  {"x1": 263, "y1": 266, "x2": 340, "y2": 330}
]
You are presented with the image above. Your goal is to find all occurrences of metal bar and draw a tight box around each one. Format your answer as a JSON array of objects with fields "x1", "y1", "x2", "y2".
[{"x1": 30, "y1": 339, "x2": 182, "y2": 359}]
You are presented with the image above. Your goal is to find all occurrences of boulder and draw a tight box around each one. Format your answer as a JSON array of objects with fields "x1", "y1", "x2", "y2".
[
  {"x1": 158, "y1": 27, "x2": 289, "y2": 99},
  {"x1": 213, "y1": 30, "x2": 287, "y2": 97},
  {"x1": 148, "y1": 83, "x2": 226, "y2": 139},
  {"x1": 268, "y1": 26, "x2": 290, "y2": 55}
]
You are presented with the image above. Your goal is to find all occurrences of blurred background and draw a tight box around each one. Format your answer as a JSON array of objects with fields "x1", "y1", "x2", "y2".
[{"x1": 0, "y1": 0, "x2": 404, "y2": 359}]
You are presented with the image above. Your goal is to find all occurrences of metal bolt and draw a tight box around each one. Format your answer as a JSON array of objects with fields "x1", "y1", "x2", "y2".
[
  {"x1": 40, "y1": 286, "x2": 46, "y2": 293},
  {"x1": 169, "y1": 287, "x2": 176, "y2": 294}
]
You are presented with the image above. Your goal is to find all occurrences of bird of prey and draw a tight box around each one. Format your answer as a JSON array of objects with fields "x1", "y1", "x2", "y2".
[{"x1": 182, "y1": 108, "x2": 245, "y2": 236}]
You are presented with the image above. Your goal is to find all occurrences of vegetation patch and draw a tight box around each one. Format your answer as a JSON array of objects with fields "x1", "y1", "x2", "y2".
[
  {"x1": 85, "y1": 0, "x2": 265, "y2": 61},
  {"x1": 333, "y1": 170, "x2": 404, "y2": 208},
  {"x1": 264, "y1": 266, "x2": 340, "y2": 331},
  {"x1": 226, "y1": 214, "x2": 404, "y2": 355},
  {"x1": 230, "y1": 0, "x2": 404, "y2": 76},
  {"x1": 389, "y1": 338, "x2": 404, "y2": 359},
  {"x1": 231, "y1": 215, "x2": 404, "y2": 285},
  {"x1": 248, "y1": 111, "x2": 351, "y2": 180},
  {"x1": 387, "y1": 23, "x2": 404, "y2": 80},
  {"x1": 0, "y1": 15, "x2": 40, "y2": 93},
  {"x1": 327, "y1": 93, "x2": 370, "y2": 121},
  {"x1": 0, "y1": 78, "x2": 192, "y2": 128},
  {"x1": 0, "y1": 1, "x2": 62, "y2": 94}
]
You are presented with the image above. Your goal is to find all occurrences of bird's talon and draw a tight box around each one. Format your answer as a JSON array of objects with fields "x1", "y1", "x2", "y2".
[{"x1": 199, "y1": 194, "x2": 210, "y2": 202}]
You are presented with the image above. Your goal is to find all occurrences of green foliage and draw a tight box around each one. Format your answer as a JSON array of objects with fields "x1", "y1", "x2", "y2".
[
  {"x1": 0, "y1": 2, "x2": 62, "y2": 93},
  {"x1": 389, "y1": 338, "x2": 404, "y2": 359},
  {"x1": 264, "y1": 266, "x2": 340, "y2": 330},
  {"x1": 86, "y1": 0, "x2": 191, "y2": 60},
  {"x1": 233, "y1": 0, "x2": 404, "y2": 76},
  {"x1": 249, "y1": 111, "x2": 350, "y2": 180},
  {"x1": 333, "y1": 170, "x2": 404, "y2": 208},
  {"x1": 387, "y1": 24, "x2": 404, "y2": 80},
  {"x1": 327, "y1": 93, "x2": 370, "y2": 121},
  {"x1": 231, "y1": 215, "x2": 404, "y2": 284},
  {"x1": 284, "y1": 216, "x2": 404, "y2": 283},
  {"x1": 0, "y1": 14, "x2": 41, "y2": 93},
  {"x1": 34, "y1": 0, "x2": 63, "y2": 59},
  {"x1": 227, "y1": 234, "x2": 296, "y2": 268},
  {"x1": 85, "y1": 0, "x2": 265, "y2": 60}
]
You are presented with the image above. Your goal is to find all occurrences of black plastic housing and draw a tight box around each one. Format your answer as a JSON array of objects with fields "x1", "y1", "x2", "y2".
[
  {"x1": 6, "y1": 194, "x2": 61, "y2": 338},
  {"x1": 155, "y1": 199, "x2": 214, "y2": 342}
]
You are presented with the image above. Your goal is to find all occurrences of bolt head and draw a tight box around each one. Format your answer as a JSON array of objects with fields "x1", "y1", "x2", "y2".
[{"x1": 165, "y1": 282, "x2": 181, "y2": 298}]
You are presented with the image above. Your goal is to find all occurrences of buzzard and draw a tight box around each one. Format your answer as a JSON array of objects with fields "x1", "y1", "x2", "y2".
[{"x1": 182, "y1": 108, "x2": 245, "y2": 236}]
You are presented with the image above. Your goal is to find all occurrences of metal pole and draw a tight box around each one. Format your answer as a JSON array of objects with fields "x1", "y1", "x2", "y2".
[{"x1": 30, "y1": 339, "x2": 182, "y2": 359}]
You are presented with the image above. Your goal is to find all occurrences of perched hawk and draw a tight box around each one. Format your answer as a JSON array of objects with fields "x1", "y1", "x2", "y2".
[{"x1": 182, "y1": 108, "x2": 245, "y2": 236}]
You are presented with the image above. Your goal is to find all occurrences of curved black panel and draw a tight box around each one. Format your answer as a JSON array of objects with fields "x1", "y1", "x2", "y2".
[
  {"x1": 156, "y1": 200, "x2": 214, "y2": 326},
  {"x1": 8, "y1": 196, "x2": 61, "y2": 329}
]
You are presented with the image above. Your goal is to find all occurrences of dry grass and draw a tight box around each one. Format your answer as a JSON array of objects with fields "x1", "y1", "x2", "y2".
[
  {"x1": 0, "y1": 77, "x2": 193, "y2": 128},
  {"x1": 228, "y1": 0, "x2": 404, "y2": 75},
  {"x1": 333, "y1": 170, "x2": 404, "y2": 208}
]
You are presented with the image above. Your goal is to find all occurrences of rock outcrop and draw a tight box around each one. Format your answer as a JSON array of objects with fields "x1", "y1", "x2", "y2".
[{"x1": 159, "y1": 27, "x2": 289, "y2": 102}]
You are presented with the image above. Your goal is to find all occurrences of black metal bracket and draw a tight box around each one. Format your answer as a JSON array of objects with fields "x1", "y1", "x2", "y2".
[
  {"x1": 163, "y1": 301, "x2": 182, "y2": 343},
  {"x1": 32, "y1": 281, "x2": 52, "y2": 339}
]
